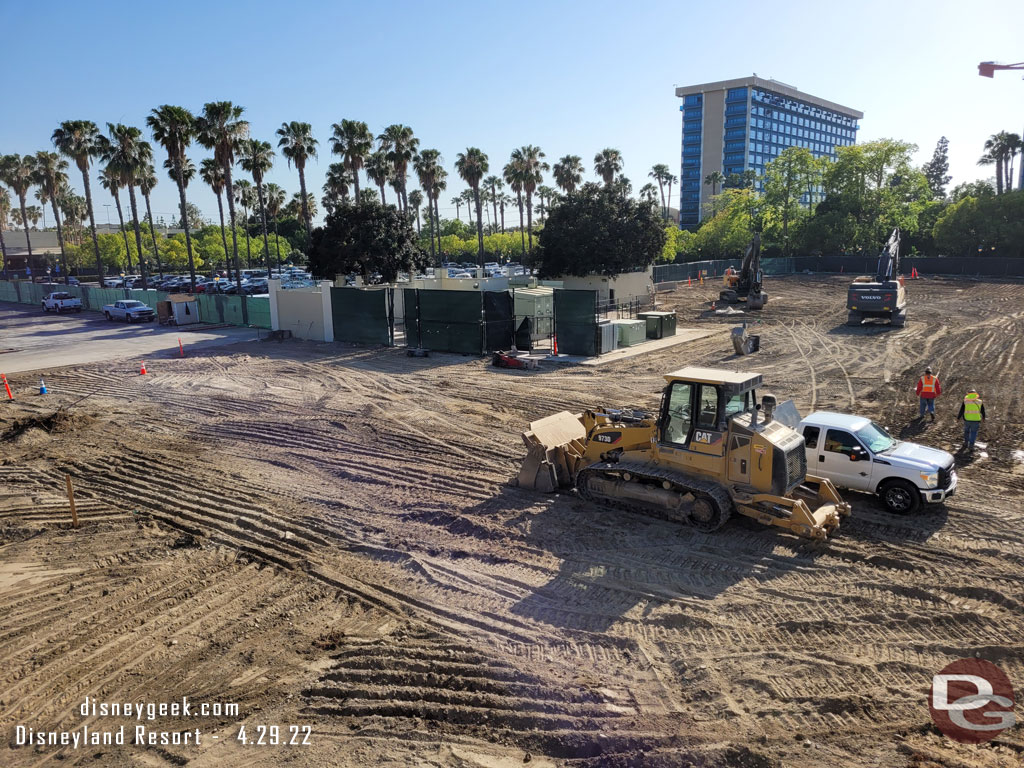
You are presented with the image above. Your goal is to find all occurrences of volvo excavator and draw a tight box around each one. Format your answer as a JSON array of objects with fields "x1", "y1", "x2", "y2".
[
  {"x1": 846, "y1": 228, "x2": 907, "y2": 327},
  {"x1": 720, "y1": 234, "x2": 767, "y2": 310},
  {"x1": 517, "y1": 367, "x2": 850, "y2": 540}
]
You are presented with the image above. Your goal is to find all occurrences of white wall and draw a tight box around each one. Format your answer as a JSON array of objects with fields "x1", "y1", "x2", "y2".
[{"x1": 557, "y1": 267, "x2": 654, "y2": 302}]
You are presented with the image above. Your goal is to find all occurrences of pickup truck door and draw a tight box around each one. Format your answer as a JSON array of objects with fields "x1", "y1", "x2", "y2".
[{"x1": 817, "y1": 428, "x2": 873, "y2": 491}]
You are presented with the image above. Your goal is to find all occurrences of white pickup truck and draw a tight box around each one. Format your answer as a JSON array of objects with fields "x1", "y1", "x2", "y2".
[
  {"x1": 103, "y1": 300, "x2": 156, "y2": 323},
  {"x1": 42, "y1": 291, "x2": 83, "y2": 313},
  {"x1": 798, "y1": 412, "x2": 956, "y2": 514}
]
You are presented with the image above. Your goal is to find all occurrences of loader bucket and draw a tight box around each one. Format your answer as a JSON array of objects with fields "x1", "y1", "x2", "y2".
[{"x1": 517, "y1": 411, "x2": 587, "y2": 492}]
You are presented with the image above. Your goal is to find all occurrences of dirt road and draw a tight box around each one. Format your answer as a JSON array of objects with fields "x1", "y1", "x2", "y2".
[{"x1": 2, "y1": 275, "x2": 1022, "y2": 767}]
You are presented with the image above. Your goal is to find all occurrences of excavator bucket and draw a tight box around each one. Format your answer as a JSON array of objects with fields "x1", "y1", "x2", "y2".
[
  {"x1": 517, "y1": 411, "x2": 587, "y2": 492},
  {"x1": 731, "y1": 326, "x2": 760, "y2": 355}
]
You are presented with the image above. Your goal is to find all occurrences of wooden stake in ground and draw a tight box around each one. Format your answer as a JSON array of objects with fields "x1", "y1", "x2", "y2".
[{"x1": 66, "y1": 474, "x2": 78, "y2": 528}]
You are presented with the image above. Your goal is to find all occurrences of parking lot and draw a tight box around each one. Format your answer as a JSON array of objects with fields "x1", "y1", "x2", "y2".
[{"x1": 0, "y1": 303, "x2": 259, "y2": 374}]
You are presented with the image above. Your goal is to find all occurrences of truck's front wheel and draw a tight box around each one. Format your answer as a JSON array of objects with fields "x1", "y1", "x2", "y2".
[{"x1": 879, "y1": 479, "x2": 921, "y2": 514}]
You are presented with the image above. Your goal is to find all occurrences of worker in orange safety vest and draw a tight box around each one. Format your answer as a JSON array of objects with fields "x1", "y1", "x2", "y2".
[{"x1": 915, "y1": 366, "x2": 941, "y2": 421}]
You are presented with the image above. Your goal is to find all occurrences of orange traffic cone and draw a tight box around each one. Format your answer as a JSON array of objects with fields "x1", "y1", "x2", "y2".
[
  {"x1": 688, "y1": 276, "x2": 692, "y2": 287},
  {"x1": 552, "y1": 335, "x2": 558, "y2": 355},
  {"x1": 139, "y1": 360, "x2": 147, "y2": 375}
]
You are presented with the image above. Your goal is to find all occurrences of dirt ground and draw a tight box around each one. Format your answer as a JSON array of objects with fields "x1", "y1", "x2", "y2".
[{"x1": 1, "y1": 275, "x2": 1023, "y2": 768}]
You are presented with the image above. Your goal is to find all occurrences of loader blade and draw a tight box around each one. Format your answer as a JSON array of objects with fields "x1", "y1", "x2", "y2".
[{"x1": 517, "y1": 411, "x2": 587, "y2": 492}]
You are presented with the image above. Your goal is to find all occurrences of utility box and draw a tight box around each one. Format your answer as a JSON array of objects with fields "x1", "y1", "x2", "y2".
[
  {"x1": 610, "y1": 319, "x2": 646, "y2": 347},
  {"x1": 598, "y1": 321, "x2": 618, "y2": 354},
  {"x1": 638, "y1": 311, "x2": 677, "y2": 339},
  {"x1": 513, "y1": 287, "x2": 554, "y2": 341},
  {"x1": 169, "y1": 294, "x2": 199, "y2": 325}
]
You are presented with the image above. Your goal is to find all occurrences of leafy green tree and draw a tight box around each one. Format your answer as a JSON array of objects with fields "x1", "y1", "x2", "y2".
[
  {"x1": 275, "y1": 121, "x2": 317, "y2": 235},
  {"x1": 309, "y1": 199, "x2": 428, "y2": 282},
  {"x1": 52, "y1": 121, "x2": 105, "y2": 285},
  {"x1": 148, "y1": 105, "x2": 199, "y2": 288},
  {"x1": 593, "y1": 148, "x2": 622, "y2": 187},
  {"x1": 933, "y1": 190, "x2": 1024, "y2": 257},
  {"x1": 950, "y1": 179, "x2": 995, "y2": 202},
  {"x1": 0, "y1": 154, "x2": 37, "y2": 278},
  {"x1": 240, "y1": 138, "x2": 275, "y2": 276},
  {"x1": 762, "y1": 147, "x2": 819, "y2": 256},
  {"x1": 31, "y1": 151, "x2": 70, "y2": 282},
  {"x1": 196, "y1": 101, "x2": 249, "y2": 299},
  {"x1": 922, "y1": 136, "x2": 952, "y2": 199},
  {"x1": 689, "y1": 188, "x2": 758, "y2": 259},
  {"x1": 535, "y1": 182, "x2": 665, "y2": 278},
  {"x1": 455, "y1": 147, "x2": 489, "y2": 265}
]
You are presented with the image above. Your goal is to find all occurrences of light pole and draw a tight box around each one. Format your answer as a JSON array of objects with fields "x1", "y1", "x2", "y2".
[{"x1": 978, "y1": 61, "x2": 1024, "y2": 189}]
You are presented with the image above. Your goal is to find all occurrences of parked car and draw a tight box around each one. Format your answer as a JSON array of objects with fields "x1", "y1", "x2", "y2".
[
  {"x1": 798, "y1": 411, "x2": 956, "y2": 514},
  {"x1": 67, "y1": 276, "x2": 80, "y2": 286},
  {"x1": 42, "y1": 291, "x2": 83, "y2": 313},
  {"x1": 103, "y1": 300, "x2": 156, "y2": 323},
  {"x1": 244, "y1": 279, "x2": 269, "y2": 295}
]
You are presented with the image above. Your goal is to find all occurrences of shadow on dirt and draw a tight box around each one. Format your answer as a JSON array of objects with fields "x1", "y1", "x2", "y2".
[{"x1": 498, "y1": 485, "x2": 830, "y2": 634}]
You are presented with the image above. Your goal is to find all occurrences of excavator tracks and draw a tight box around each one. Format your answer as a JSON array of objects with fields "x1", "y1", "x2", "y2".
[{"x1": 576, "y1": 460, "x2": 735, "y2": 533}]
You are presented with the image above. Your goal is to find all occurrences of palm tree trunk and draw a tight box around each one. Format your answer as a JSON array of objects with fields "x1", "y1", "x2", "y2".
[
  {"x1": 657, "y1": 180, "x2": 666, "y2": 219},
  {"x1": 433, "y1": 195, "x2": 442, "y2": 259},
  {"x1": 0, "y1": 224, "x2": 8, "y2": 278},
  {"x1": 350, "y1": 160, "x2": 361, "y2": 203},
  {"x1": 112, "y1": 190, "x2": 131, "y2": 276},
  {"x1": 242, "y1": 206, "x2": 252, "y2": 268},
  {"x1": 491, "y1": 186, "x2": 499, "y2": 233},
  {"x1": 378, "y1": 183, "x2": 386, "y2": 205},
  {"x1": 414, "y1": 208, "x2": 420, "y2": 235},
  {"x1": 223, "y1": 167, "x2": 246, "y2": 322},
  {"x1": 127, "y1": 185, "x2": 148, "y2": 289},
  {"x1": 18, "y1": 195, "x2": 33, "y2": 282},
  {"x1": 426, "y1": 194, "x2": 436, "y2": 262},
  {"x1": 144, "y1": 191, "x2": 163, "y2": 279},
  {"x1": 256, "y1": 181, "x2": 271, "y2": 279},
  {"x1": 214, "y1": 192, "x2": 230, "y2": 279},
  {"x1": 667, "y1": 179, "x2": 674, "y2": 223},
  {"x1": 48, "y1": 197, "x2": 68, "y2": 285},
  {"x1": 474, "y1": 187, "x2": 485, "y2": 267},
  {"x1": 296, "y1": 164, "x2": 312, "y2": 237},
  {"x1": 81, "y1": 170, "x2": 104, "y2": 287},
  {"x1": 517, "y1": 192, "x2": 526, "y2": 257},
  {"x1": 172, "y1": 166, "x2": 197, "y2": 292},
  {"x1": 401, "y1": 185, "x2": 409, "y2": 215},
  {"x1": 455, "y1": 201, "x2": 461, "y2": 222},
  {"x1": 500, "y1": 200, "x2": 505, "y2": 233},
  {"x1": 273, "y1": 216, "x2": 282, "y2": 274},
  {"x1": 525, "y1": 191, "x2": 534, "y2": 254}
]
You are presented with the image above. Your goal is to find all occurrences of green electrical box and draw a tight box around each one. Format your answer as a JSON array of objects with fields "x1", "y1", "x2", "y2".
[
  {"x1": 638, "y1": 311, "x2": 677, "y2": 339},
  {"x1": 611, "y1": 319, "x2": 646, "y2": 347}
]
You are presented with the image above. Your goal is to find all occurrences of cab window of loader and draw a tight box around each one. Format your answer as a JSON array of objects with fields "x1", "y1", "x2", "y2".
[
  {"x1": 663, "y1": 382, "x2": 693, "y2": 446},
  {"x1": 724, "y1": 392, "x2": 748, "y2": 419},
  {"x1": 698, "y1": 384, "x2": 719, "y2": 428}
]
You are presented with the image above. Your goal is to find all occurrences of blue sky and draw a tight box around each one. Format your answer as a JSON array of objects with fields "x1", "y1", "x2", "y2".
[{"x1": 4, "y1": 0, "x2": 1021, "y2": 226}]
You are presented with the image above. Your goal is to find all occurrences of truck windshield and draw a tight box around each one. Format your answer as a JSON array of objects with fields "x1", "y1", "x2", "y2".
[{"x1": 856, "y1": 422, "x2": 896, "y2": 453}]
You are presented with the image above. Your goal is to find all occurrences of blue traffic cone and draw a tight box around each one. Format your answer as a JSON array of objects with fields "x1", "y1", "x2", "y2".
[{"x1": 39, "y1": 378, "x2": 48, "y2": 395}]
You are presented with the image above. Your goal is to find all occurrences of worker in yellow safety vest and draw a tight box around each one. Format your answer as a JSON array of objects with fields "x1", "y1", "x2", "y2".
[
  {"x1": 956, "y1": 389, "x2": 986, "y2": 451},
  {"x1": 915, "y1": 366, "x2": 941, "y2": 421}
]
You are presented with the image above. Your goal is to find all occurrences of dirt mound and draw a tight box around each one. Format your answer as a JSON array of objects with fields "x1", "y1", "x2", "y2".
[{"x1": 1, "y1": 408, "x2": 94, "y2": 442}]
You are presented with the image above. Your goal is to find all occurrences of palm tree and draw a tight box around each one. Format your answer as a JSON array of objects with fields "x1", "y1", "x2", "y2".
[
  {"x1": 431, "y1": 168, "x2": 447, "y2": 258},
  {"x1": 365, "y1": 151, "x2": 392, "y2": 205},
  {"x1": 0, "y1": 154, "x2": 37, "y2": 280},
  {"x1": 329, "y1": 119, "x2": 373, "y2": 202},
  {"x1": 704, "y1": 170, "x2": 725, "y2": 197},
  {"x1": 639, "y1": 182, "x2": 659, "y2": 204},
  {"x1": 286, "y1": 192, "x2": 317, "y2": 221},
  {"x1": 665, "y1": 173, "x2": 677, "y2": 220},
  {"x1": 52, "y1": 121, "x2": 106, "y2": 286},
  {"x1": 511, "y1": 146, "x2": 547, "y2": 253},
  {"x1": 264, "y1": 182, "x2": 286, "y2": 272},
  {"x1": 552, "y1": 155, "x2": 584, "y2": 194},
  {"x1": 1006, "y1": 133, "x2": 1023, "y2": 192},
  {"x1": 378, "y1": 124, "x2": 418, "y2": 213},
  {"x1": 99, "y1": 164, "x2": 132, "y2": 273},
  {"x1": 536, "y1": 185, "x2": 556, "y2": 222},
  {"x1": 136, "y1": 163, "x2": 163, "y2": 279},
  {"x1": 499, "y1": 192, "x2": 512, "y2": 233},
  {"x1": 234, "y1": 179, "x2": 255, "y2": 269},
  {"x1": 240, "y1": 138, "x2": 275, "y2": 277},
  {"x1": 275, "y1": 121, "x2": 317, "y2": 236},
  {"x1": 195, "y1": 101, "x2": 249, "y2": 300},
  {"x1": 460, "y1": 189, "x2": 476, "y2": 226},
  {"x1": 414, "y1": 149, "x2": 442, "y2": 261},
  {"x1": 31, "y1": 152, "x2": 70, "y2": 283},
  {"x1": 484, "y1": 175, "x2": 503, "y2": 235},
  {"x1": 322, "y1": 163, "x2": 353, "y2": 214},
  {"x1": 594, "y1": 148, "x2": 623, "y2": 186},
  {"x1": 408, "y1": 189, "x2": 424, "y2": 234},
  {"x1": 0, "y1": 188, "x2": 11, "y2": 274},
  {"x1": 199, "y1": 157, "x2": 230, "y2": 277},
  {"x1": 100, "y1": 123, "x2": 154, "y2": 287},
  {"x1": 147, "y1": 106, "x2": 199, "y2": 289},
  {"x1": 455, "y1": 148, "x2": 489, "y2": 266},
  {"x1": 649, "y1": 163, "x2": 670, "y2": 218},
  {"x1": 503, "y1": 158, "x2": 527, "y2": 257},
  {"x1": 451, "y1": 195, "x2": 462, "y2": 222}
]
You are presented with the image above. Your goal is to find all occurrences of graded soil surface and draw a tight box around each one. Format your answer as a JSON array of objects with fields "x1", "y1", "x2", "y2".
[{"x1": 1, "y1": 275, "x2": 1022, "y2": 767}]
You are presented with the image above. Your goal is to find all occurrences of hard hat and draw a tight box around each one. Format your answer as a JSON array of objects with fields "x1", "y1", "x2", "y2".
[{"x1": 924, "y1": 366, "x2": 932, "y2": 374}]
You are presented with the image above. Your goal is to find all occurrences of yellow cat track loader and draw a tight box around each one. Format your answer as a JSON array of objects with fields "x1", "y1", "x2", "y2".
[{"x1": 518, "y1": 367, "x2": 850, "y2": 540}]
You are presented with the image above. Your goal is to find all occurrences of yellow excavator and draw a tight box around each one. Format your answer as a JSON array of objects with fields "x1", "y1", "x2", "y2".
[{"x1": 518, "y1": 366, "x2": 850, "y2": 540}]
